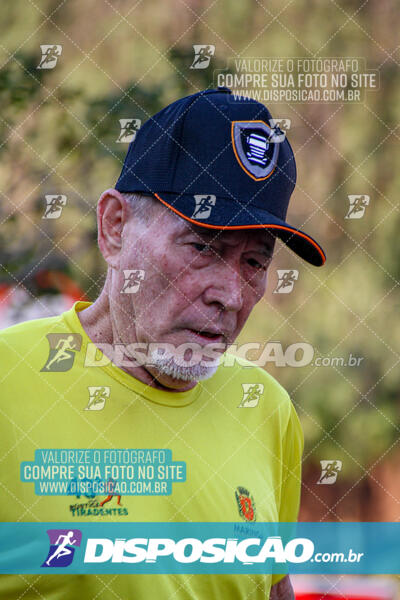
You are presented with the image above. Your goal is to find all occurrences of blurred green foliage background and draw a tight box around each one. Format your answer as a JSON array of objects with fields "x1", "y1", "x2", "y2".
[{"x1": 0, "y1": 0, "x2": 399, "y2": 519}]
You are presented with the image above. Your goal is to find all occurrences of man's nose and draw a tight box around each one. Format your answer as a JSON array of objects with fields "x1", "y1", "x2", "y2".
[{"x1": 203, "y1": 264, "x2": 243, "y2": 312}]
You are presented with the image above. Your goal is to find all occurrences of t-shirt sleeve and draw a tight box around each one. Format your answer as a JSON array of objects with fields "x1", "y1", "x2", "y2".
[{"x1": 271, "y1": 400, "x2": 304, "y2": 587}]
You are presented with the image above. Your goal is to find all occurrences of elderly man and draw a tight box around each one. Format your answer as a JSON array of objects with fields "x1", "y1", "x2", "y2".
[{"x1": 0, "y1": 88, "x2": 325, "y2": 598}]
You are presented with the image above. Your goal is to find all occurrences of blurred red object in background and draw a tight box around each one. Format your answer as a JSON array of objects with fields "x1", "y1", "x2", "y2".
[
  {"x1": 0, "y1": 270, "x2": 87, "y2": 329},
  {"x1": 293, "y1": 575, "x2": 398, "y2": 600}
]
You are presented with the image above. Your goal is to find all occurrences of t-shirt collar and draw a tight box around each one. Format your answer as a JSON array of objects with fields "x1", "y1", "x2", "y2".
[{"x1": 62, "y1": 301, "x2": 203, "y2": 407}]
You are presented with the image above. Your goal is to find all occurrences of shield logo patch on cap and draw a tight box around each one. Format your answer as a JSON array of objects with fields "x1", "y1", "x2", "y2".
[{"x1": 231, "y1": 120, "x2": 281, "y2": 181}]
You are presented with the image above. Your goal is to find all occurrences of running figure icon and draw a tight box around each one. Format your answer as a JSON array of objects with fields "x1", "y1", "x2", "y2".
[
  {"x1": 45, "y1": 335, "x2": 77, "y2": 371},
  {"x1": 45, "y1": 531, "x2": 77, "y2": 566}
]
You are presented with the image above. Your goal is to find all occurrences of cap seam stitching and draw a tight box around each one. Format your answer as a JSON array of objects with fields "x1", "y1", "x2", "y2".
[{"x1": 170, "y1": 91, "x2": 212, "y2": 190}]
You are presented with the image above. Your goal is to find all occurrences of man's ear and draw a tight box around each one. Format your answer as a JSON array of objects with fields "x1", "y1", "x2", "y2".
[{"x1": 97, "y1": 188, "x2": 129, "y2": 269}]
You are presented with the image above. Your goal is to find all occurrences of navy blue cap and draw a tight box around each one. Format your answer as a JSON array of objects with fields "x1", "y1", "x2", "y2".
[{"x1": 115, "y1": 88, "x2": 326, "y2": 266}]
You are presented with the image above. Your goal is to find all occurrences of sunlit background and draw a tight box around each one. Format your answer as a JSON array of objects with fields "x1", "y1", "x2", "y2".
[{"x1": 1, "y1": 2, "x2": 399, "y2": 594}]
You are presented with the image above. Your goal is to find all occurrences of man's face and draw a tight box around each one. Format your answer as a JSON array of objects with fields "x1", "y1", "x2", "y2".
[{"x1": 110, "y1": 199, "x2": 275, "y2": 385}]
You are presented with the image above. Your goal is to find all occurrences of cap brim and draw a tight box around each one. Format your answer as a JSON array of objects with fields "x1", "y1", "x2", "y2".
[{"x1": 153, "y1": 192, "x2": 326, "y2": 267}]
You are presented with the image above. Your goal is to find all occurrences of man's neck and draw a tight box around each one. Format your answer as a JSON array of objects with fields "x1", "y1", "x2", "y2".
[{"x1": 77, "y1": 286, "x2": 197, "y2": 393}]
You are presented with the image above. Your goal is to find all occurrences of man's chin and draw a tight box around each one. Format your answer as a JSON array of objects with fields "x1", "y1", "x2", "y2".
[{"x1": 147, "y1": 355, "x2": 220, "y2": 384}]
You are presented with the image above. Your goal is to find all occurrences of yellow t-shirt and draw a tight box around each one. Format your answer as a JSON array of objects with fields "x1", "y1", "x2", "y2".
[{"x1": 0, "y1": 301, "x2": 303, "y2": 599}]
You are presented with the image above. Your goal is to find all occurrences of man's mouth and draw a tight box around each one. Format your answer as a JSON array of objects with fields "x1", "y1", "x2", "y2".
[{"x1": 185, "y1": 328, "x2": 225, "y2": 343}]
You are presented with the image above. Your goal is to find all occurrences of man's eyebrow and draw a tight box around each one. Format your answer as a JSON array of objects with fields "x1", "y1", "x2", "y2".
[
  {"x1": 181, "y1": 225, "x2": 275, "y2": 254},
  {"x1": 182, "y1": 226, "x2": 220, "y2": 241},
  {"x1": 259, "y1": 246, "x2": 274, "y2": 257},
  {"x1": 252, "y1": 233, "x2": 275, "y2": 257}
]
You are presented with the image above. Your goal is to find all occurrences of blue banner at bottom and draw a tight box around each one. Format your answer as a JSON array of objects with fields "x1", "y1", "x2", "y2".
[{"x1": 0, "y1": 522, "x2": 399, "y2": 574}]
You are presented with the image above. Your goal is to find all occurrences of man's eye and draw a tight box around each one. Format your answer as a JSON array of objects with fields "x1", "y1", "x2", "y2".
[
  {"x1": 247, "y1": 258, "x2": 267, "y2": 271},
  {"x1": 192, "y1": 243, "x2": 212, "y2": 254}
]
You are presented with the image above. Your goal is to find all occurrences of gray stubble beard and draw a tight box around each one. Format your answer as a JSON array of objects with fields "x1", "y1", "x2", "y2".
[{"x1": 147, "y1": 347, "x2": 221, "y2": 382}]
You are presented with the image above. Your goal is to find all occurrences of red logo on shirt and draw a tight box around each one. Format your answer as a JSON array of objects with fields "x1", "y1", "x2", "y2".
[{"x1": 235, "y1": 486, "x2": 256, "y2": 522}]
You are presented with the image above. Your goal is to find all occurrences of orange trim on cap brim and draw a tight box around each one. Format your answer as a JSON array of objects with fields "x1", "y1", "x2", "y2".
[{"x1": 153, "y1": 192, "x2": 326, "y2": 265}]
